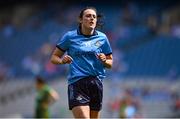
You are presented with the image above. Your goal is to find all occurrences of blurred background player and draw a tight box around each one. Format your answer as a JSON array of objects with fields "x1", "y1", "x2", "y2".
[{"x1": 35, "y1": 75, "x2": 59, "y2": 118}]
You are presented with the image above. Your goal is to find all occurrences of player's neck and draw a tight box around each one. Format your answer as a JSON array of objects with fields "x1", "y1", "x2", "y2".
[{"x1": 81, "y1": 27, "x2": 94, "y2": 36}]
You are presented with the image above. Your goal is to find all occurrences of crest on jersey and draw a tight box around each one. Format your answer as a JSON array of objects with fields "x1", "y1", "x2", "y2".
[
  {"x1": 95, "y1": 41, "x2": 101, "y2": 47},
  {"x1": 76, "y1": 95, "x2": 83, "y2": 101}
]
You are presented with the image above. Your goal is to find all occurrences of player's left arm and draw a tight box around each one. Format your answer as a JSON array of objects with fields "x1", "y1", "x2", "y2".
[
  {"x1": 104, "y1": 54, "x2": 113, "y2": 68},
  {"x1": 98, "y1": 53, "x2": 113, "y2": 69},
  {"x1": 48, "y1": 89, "x2": 59, "y2": 105}
]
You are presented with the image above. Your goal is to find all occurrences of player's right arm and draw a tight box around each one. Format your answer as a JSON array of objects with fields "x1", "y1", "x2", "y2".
[{"x1": 50, "y1": 47, "x2": 73, "y2": 64}]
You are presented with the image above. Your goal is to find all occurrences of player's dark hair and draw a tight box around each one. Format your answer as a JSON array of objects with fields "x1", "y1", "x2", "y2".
[
  {"x1": 36, "y1": 75, "x2": 46, "y2": 84},
  {"x1": 78, "y1": 6, "x2": 104, "y2": 29}
]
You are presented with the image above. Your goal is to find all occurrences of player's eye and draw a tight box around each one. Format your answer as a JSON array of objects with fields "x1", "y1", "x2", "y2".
[
  {"x1": 93, "y1": 15, "x2": 97, "y2": 19},
  {"x1": 85, "y1": 14, "x2": 91, "y2": 18},
  {"x1": 85, "y1": 14, "x2": 96, "y2": 19}
]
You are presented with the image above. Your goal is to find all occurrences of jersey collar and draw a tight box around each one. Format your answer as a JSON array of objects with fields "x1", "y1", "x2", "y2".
[{"x1": 77, "y1": 26, "x2": 98, "y2": 37}]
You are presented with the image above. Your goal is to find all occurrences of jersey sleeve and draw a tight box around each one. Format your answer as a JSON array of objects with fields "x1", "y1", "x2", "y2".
[
  {"x1": 56, "y1": 32, "x2": 70, "y2": 52},
  {"x1": 101, "y1": 35, "x2": 112, "y2": 55}
]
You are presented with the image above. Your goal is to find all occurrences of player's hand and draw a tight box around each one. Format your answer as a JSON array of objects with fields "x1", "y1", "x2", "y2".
[
  {"x1": 61, "y1": 55, "x2": 73, "y2": 64},
  {"x1": 97, "y1": 53, "x2": 106, "y2": 62}
]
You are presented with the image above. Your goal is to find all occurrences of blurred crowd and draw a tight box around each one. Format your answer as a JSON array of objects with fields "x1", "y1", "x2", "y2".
[
  {"x1": 0, "y1": 1, "x2": 180, "y2": 79},
  {"x1": 0, "y1": 1, "x2": 179, "y2": 80},
  {"x1": 106, "y1": 82, "x2": 180, "y2": 118}
]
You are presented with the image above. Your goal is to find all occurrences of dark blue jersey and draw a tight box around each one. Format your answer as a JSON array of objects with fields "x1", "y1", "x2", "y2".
[{"x1": 56, "y1": 28, "x2": 112, "y2": 84}]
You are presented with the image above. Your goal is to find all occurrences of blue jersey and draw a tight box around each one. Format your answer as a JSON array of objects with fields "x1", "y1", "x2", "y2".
[{"x1": 56, "y1": 28, "x2": 112, "y2": 84}]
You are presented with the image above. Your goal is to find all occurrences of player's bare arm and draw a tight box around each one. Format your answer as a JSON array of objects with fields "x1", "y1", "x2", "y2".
[
  {"x1": 49, "y1": 89, "x2": 59, "y2": 105},
  {"x1": 98, "y1": 53, "x2": 113, "y2": 69},
  {"x1": 51, "y1": 48, "x2": 73, "y2": 64}
]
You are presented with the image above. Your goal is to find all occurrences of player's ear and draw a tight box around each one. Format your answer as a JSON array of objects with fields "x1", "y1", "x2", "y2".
[{"x1": 78, "y1": 17, "x2": 82, "y2": 24}]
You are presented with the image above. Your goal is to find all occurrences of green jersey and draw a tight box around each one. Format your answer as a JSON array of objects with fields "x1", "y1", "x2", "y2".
[{"x1": 35, "y1": 85, "x2": 51, "y2": 118}]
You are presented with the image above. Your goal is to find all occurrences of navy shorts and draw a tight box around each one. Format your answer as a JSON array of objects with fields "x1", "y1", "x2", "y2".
[{"x1": 68, "y1": 76, "x2": 103, "y2": 111}]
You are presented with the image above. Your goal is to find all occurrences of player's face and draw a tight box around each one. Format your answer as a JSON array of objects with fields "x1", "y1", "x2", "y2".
[
  {"x1": 36, "y1": 82, "x2": 42, "y2": 90},
  {"x1": 80, "y1": 9, "x2": 97, "y2": 30}
]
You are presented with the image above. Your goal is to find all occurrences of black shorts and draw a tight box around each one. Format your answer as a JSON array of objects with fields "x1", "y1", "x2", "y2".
[{"x1": 68, "y1": 76, "x2": 103, "y2": 111}]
